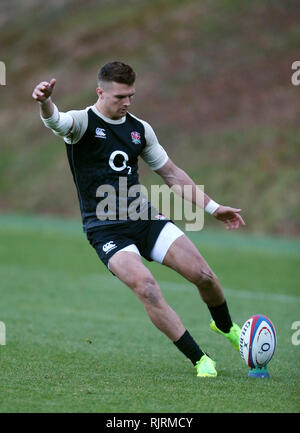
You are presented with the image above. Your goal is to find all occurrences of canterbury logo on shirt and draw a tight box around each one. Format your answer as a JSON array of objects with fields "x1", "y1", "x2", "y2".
[{"x1": 95, "y1": 127, "x2": 106, "y2": 138}]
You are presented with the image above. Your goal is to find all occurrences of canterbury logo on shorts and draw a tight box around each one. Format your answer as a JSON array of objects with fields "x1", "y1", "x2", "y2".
[{"x1": 102, "y1": 241, "x2": 117, "y2": 254}]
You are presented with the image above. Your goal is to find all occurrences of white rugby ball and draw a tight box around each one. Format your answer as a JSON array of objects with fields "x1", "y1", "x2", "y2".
[{"x1": 239, "y1": 314, "x2": 276, "y2": 368}]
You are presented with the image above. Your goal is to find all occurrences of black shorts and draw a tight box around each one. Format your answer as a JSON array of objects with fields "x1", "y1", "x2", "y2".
[{"x1": 86, "y1": 218, "x2": 172, "y2": 268}]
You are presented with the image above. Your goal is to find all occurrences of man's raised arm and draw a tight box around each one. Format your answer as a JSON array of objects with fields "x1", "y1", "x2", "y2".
[{"x1": 32, "y1": 78, "x2": 74, "y2": 137}]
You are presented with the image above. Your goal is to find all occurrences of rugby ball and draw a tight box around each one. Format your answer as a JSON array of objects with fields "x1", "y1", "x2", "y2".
[{"x1": 239, "y1": 314, "x2": 276, "y2": 368}]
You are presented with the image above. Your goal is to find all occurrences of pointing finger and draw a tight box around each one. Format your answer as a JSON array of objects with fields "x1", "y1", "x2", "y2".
[
  {"x1": 49, "y1": 78, "x2": 56, "y2": 88},
  {"x1": 236, "y1": 213, "x2": 246, "y2": 226}
]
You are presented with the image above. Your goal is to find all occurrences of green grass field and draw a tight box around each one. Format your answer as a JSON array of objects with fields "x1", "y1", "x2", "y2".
[{"x1": 0, "y1": 214, "x2": 299, "y2": 413}]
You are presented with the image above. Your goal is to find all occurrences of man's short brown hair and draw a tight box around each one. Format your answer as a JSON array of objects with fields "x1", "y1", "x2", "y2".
[{"x1": 97, "y1": 61, "x2": 136, "y2": 86}]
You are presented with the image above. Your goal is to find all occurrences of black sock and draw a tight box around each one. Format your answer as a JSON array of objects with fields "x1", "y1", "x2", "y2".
[
  {"x1": 173, "y1": 330, "x2": 205, "y2": 366},
  {"x1": 208, "y1": 301, "x2": 233, "y2": 333}
]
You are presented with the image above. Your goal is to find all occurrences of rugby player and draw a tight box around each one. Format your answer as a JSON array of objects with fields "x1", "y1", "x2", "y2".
[{"x1": 32, "y1": 61, "x2": 246, "y2": 377}]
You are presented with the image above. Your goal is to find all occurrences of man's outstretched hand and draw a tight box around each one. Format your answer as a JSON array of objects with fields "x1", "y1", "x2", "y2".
[
  {"x1": 32, "y1": 78, "x2": 56, "y2": 103},
  {"x1": 213, "y1": 205, "x2": 246, "y2": 230}
]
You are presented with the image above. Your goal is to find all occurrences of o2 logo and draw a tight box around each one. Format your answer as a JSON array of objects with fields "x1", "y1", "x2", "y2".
[
  {"x1": 291, "y1": 321, "x2": 300, "y2": 346},
  {"x1": 261, "y1": 343, "x2": 270, "y2": 352},
  {"x1": 109, "y1": 150, "x2": 132, "y2": 174},
  {"x1": 291, "y1": 61, "x2": 300, "y2": 86}
]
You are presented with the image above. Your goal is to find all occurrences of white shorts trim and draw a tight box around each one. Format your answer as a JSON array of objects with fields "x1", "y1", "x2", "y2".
[
  {"x1": 118, "y1": 244, "x2": 141, "y2": 256},
  {"x1": 150, "y1": 222, "x2": 184, "y2": 263},
  {"x1": 107, "y1": 244, "x2": 140, "y2": 270}
]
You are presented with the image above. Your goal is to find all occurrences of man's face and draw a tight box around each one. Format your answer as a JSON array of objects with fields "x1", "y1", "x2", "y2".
[{"x1": 96, "y1": 81, "x2": 135, "y2": 119}]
